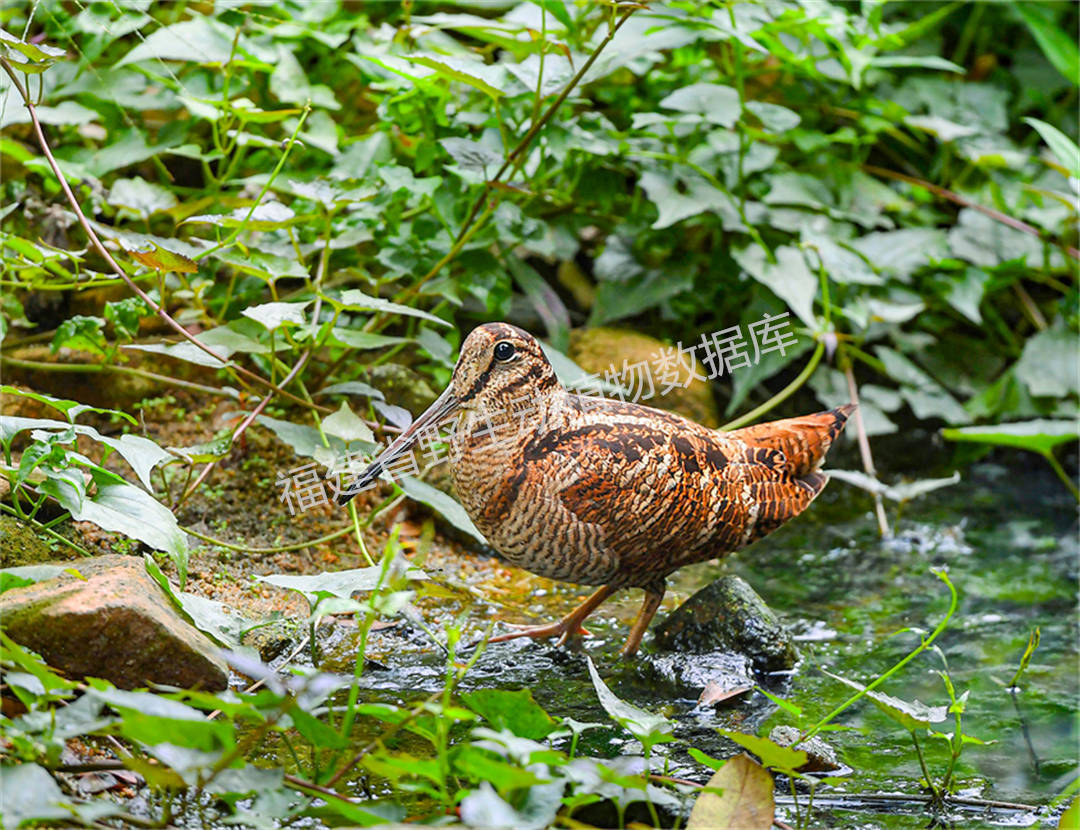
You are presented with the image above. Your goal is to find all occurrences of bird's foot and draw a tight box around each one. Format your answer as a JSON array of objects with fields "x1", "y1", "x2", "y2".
[{"x1": 488, "y1": 619, "x2": 592, "y2": 648}]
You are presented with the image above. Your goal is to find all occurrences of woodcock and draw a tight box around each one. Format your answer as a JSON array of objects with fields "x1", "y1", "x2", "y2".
[{"x1": 338, "y1": 322, "x2": 854, "y2": 657}]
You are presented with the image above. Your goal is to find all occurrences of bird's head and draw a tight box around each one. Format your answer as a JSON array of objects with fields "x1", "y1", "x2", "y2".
[{"x1": 336, "y1": 322, "x2": 559, "y2": 505}]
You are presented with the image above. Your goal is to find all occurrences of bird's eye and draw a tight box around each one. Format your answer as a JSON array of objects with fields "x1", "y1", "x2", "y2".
[{"x1": 493, "y1": 341, "x2": 517, "y2": 362}]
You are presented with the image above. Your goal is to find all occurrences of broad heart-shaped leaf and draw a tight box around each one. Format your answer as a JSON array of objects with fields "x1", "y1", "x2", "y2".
[
  {"x1": 687, "y1": 754, "x2": 775, "y2": 830},
  {"x1": 114, "y1": 17, "x2": 241, "y2": 67},
  {"x1": 241, "y1": 300, "x2": 310, "y2": 331},
  {"x1": 659, "y1": 82, "x2": 740, "y2": 127},
  {"x1": 397, "y1": 476, "x2": 487, "y2": 546},
  {"x1": 586, "y1": 657, "x2": 673, "y2": 747},
  {"x1": 822, "y1": 670, "x2": 948, "y2": 731},
  {"x1": 1014, "y1": 321, "x2": 1080, "y2": 398},
  {"x1": 39, "y1": 475, "x2": 189, "y2": 585},
  {"x1": 321, "y1": 402, "x2": 374, "y2": 443},
  {"x1": 462, "y1": 689, "x2": 558, "y2": 740},
  {"x1": 107, "y1": 178, "x2": 177, "y2": 219},
  {"x1": 718, "y1": 730, "x2": 808, "y2": 773},
  {"x1": 1024, "y1": 117, "x2": 1080, "y2": 179},
  {"x1": 441, "y1": 136, "x2": 504, "y2": 176},
  {"x1": 333, "y1": 289, "x2": 450, "y2": 327},
  {"x1": 1, "y1": 417, "x2": 171, "y2": 491},
  {"x1": 733, "y1": 244, "x2": 818, "y2": 328},
  {"x1": 942, "y1": 421, "x2": 1079, "y2": 457}
]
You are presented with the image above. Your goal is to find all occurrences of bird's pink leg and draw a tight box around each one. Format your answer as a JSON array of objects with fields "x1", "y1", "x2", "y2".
[
  {"x1": 619, "y1": 581, "x2": 665, "y2": 658},
  {"x1": 489, "y1": 584, "x2": 617, "y2": 647}
]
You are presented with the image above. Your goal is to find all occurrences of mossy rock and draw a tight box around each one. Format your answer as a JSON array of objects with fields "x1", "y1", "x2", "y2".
[
  {"x1": 568, "y1": 327, "x2": 720, "y2": 427},
  {"x1": 653, "y1": 574, "x2": 798, "y2": 673},
  {"x1": 0, "y1": 516, "x2": 56, "y2": 568}
]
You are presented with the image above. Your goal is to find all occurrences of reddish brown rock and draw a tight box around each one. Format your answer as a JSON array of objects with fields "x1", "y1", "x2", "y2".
[{"x1": 0, "y1": 554, "x2": 228, "y2": 690}]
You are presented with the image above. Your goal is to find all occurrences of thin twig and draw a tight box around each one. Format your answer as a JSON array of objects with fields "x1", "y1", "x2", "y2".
[
  {"x1": 863, "y1": 163, "x2": 1080, "y2": 261},
  {"x1": 844, "y1": 363, "x2": 890, "y2": 537}
]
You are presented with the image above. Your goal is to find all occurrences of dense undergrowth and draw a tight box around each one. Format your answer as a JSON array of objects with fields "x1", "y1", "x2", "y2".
[{"x1": 0, "y1": 0, "x2": 1077, "y2": 827}]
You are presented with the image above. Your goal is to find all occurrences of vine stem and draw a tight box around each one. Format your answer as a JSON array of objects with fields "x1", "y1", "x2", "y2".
[{"x1": 0, "y1": 57, "x2": 320, "y2": 413}]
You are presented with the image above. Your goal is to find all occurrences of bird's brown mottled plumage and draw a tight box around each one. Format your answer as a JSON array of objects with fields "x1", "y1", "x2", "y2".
[{"x1": 340, "y1": 322, "x2": 854, "y2": 656}]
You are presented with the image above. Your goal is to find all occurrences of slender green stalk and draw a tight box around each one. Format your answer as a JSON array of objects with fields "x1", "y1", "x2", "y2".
[
  {"x1": 1043, "y1": 451, "x2": 1079, "y2": 501},
  {"x1": 803, "y1": 569, "x2": 959, "y2": 742}
]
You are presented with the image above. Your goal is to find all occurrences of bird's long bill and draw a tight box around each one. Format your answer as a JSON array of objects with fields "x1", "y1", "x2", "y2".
[{"x1": 336, "y1": 386, "x2": 460, "y2": 506}]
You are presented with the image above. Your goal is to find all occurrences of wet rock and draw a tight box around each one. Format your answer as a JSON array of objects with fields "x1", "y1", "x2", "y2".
[
  {"x1": 0, "y1": 554, "x2": 228, "y2": 690},
  {"x1": 242, "y1": 619, "x2": 296, "y2": 664},
  {"x1": 653, "y1": 575, "x2": 798, "y2": 673},
  {"x1": 768, "y1": 725, "x2": 841, "y2": 773},
  {"x1": 0, "y1": 516, "x2": 57, "y2": 568},
  {"x1": 647, "y1": 651, "x2": 755, "y2": 704},
  {"x1": 568, "y1": 327, "x2": 720, "y2": 427}
]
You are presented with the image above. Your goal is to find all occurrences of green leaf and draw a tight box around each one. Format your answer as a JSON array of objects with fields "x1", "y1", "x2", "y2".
[
  {"x1": 1014, "y1": 4, "x2": 1079, "y2": 87},
  {"x1": 143, "y1": 556, "x2": 249, "y2": 648},
  {"x1": 104, "y1": 297, "x2": 151, "y2": 341},
  {"x1": 659, "y1": 83, "x2": 741, "y2": 127},
  {"x1": 638, "y1": 170, "x2": 742, "y2": 231},
  {"x1": 942, "y1": 420, "x2": 1079, "y2": 457},
  {"x1": 0, "y1": 763, "x2": 73, "y2": 828},
  {"x1": 290, "y1": 708, "x2": 349, "y2": 749},
  {"x1": 397, "y1": 476, "x2": 487, "y2": 546},
  {"x1": 1024, "y1": 117, "x2": 1080, "y2": 179},
  {"x1": 40, "y1": 476, "x2": 189, "y2": 585},
  {"x1": 107, "y1": 178, "x2": 178, "y2": 220},
  {"x1": 586, "y1": 656, "x2": 673, "y2": 748},
  {"x1": 321, "y1": 402, "x2": 374, "y2": 444},
  {"x1": 733, "y1": 245, "x2": 818, "y2": 328},
  {"x1": 241, "y1": 301, "x2": 311, "y2": 331},
  {"x1": 408, "y1": 55, "x2": 514, "y2": 99},
  {"x1": 0, "y1": 29, "x2": 66, "y2": 73},
  {"x1": 334, "y1": 290, "x2": 450, "y2": 327},
  {"x1": 316, "y1": 381, "x2": 385, "y2": 401},
  {"x1": 0, "y1": 387, "x2": 135, "y2": 425},
  {"x1": 822, "y1": 670, "x2": 949, "y2": 731},
  {"x1": 255, "y1": 561, "x2": 426, "y2": 611},
  {"x1": 52, "y1": 315, "x2": 107, "y2": 355},
  {"x1": 1014, "y1": 321, "x2": 1080, "y2": 398},
  {"x1": 686, "y1": 754, "x2": 774, "y2": 830},
  {"x1": 127, "y1": 242, "x2": 199, "y2": 274},
  {"x1": 462, "y1": 689, "x2": 558, "y2": 740},
  {"x1": 719, "y1": 730, "x2": 807, "y2": 773},
  {"x1": 115, "y1": 18, "x2": 241, "y2": 67},
  {"x1": 827, "y1": 470, "x2": 961, "y2": 503},
  {"x1": 186, "y1": 202, "x2": 305, "y2": 230}
]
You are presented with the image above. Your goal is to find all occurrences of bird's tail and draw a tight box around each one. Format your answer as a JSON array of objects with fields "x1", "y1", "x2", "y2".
[
  {"x1": 728, "y1": 404, "x2": 855, "y2": 546},
  {"x1": 729, "y1": 403, "x2": 855, "y2": 479}
]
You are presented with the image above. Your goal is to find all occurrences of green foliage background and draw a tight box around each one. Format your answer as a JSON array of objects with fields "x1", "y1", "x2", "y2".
[{"x1": 2, "y1": 0, "x2": 1077, "y2": 438}]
